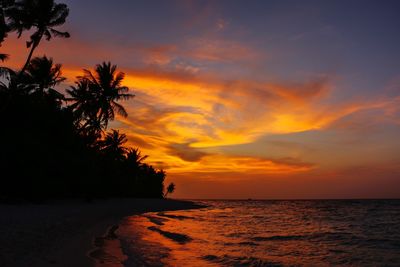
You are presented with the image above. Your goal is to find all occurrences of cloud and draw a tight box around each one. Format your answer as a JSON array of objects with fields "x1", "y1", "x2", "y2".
[
  {"x1": 12, "y1": 54, "x2": 397, "y2": 177},
  {"x1": 166, "y1": 142, "x2": 209, "y2": 162},
  {"x1": 3, "y1": 26, "x2": 400, "y2": 186},
  {"x1": 327, "y1": 96, "x2": 400, "y2": 131},
  {"x1": 180, "y1": 37, "x2": 261, "y2": 63},
  {"x1": 216, "y1": 18, "x2": 229, "y2": 31},
  {"x1": 140, "y1": 45, "x2": 177, "y2": 66},
  {"x1": 167, "y1": 154, "x2": 315, "y2": 175},
  {"x1": 124, "y1": 132, "x2": 155, "y2": 149}
]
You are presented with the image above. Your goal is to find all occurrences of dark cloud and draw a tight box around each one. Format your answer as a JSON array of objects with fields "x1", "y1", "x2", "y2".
[{"x1": 167, "y1": 142, "x2": 209, "y2": 162}]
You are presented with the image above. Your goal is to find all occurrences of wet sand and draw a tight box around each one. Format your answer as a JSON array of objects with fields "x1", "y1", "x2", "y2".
[{"x1": 0, "y1": 199, "x2": 201, "y2": 267}]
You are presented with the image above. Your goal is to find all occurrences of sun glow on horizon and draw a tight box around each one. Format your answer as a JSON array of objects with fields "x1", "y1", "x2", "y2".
[{"x1": 2, "y1": 0, "x2": 400, "y2": 199}]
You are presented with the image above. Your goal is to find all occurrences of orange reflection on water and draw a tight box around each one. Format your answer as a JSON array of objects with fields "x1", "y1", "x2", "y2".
[
  {"x1": 113, "y1": 200, "x2": 400, "y2": 266},
  {"x1": 117, "y1": 206, "x2": 329, "y2": 266}
]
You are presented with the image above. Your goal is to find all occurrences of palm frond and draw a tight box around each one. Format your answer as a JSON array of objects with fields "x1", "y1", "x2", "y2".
[
  {"x1": 83, "y1": 69, "x2": 100, "y2": 87},
  {"x1": 43, "y1": 29, "x2": 52, "y2": 41},
  {"x1": 117, "y1": 92, "x2": 134, "y2": 100},
  {"x1": 49, "y1": 28, "x2": 70, "y2": 38},
  {"x1": 111, "y1": 101, "x2": 128, "y2": 117},
  {"x1": 111, "y1": 71, "x2": 125, "y2": 88},
  {"x1": 48, "y1": 3, "x2": 69, "y2": 26}
]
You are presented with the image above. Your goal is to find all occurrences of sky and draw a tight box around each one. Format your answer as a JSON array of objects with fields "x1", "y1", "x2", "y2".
[{"x1": 2, "y1": 0, "x2": 400, "y2": 199}]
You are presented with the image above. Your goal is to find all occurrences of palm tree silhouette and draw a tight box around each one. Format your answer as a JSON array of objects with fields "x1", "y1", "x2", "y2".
[
  {"x1": 0, "y1": 15, "x2": 8, "y2": 62},
  {"x1": 0, "y1": 0, "x2": 15, "y2": 61},
  {"x1": 6, "y1": 0, "x2": 70, "y2": 73},
  {"x1": 98, "y1": 129, "x2": 128, "y2": 161},
  {"x1": 164, "y1": 183, "x2": 175, "y2": 198},
  {"x1": 0, "y1": 0, "x2": 172, "y2": 200},
  {"x1": 25, "y1": 56, "x2": 65, "y2": 99},
  {"x1": 1, "y1": 4, "x2": 9, "y2": 61},
  {"x1": 67, "y1": 63, "x2": 134, "y2": 135},
  {"x1": 66, "y1": 80, "x2": 101, "y2": 135},
  {"x1": 126, "y1": 148, "x2": 148, "y2": 169},
  {"x1": 79, "y1": 62, "x2": 134, "y2": 129}
]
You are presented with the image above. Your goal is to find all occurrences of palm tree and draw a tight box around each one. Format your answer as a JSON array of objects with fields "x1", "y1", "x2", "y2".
[
  {"x1": 126, "y1": 148, "x2": 148, "y2": 169},
  {"x1": 0, "y1": 1, "x2": 14, "y2": 62},
  {"x1": 66, "y1": 80, "x2": 101, "y2": 135},
  {"x1": 77, "y1": 62, "x2": 134, "y2": 130},
  {"x1": 6, "y1": 0, "x2": 70, "y2": 73},
  {"x1": 25, "y1": 56, "x2": 65, "y2": 96},
  {"x1": 164, "y1": 182, "x2": 175, "y2": 198},
  {"x1": 67, "y1": 63, "x2": 134, "y2": 135},
  {"x1": 98, "y1": 129, "x2": 128, "y2": 161}
]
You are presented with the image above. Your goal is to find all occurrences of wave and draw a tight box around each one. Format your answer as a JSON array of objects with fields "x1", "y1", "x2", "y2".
[
  {"x1": 251, "y1": 232, "x2": 361, "y2": 243},
  {"x1": 147, "y1": 226, "x2": 192, "y2": 244},
  {"x1": 238, "y1": 241, "x2": 259, "y2": 246},
  {"x1": 252, "y1": 234, "x2": 304, "y2": 241},
  {"x1": 156, "y1": 212, "x2": 195, "y2": 220},
  {"x1": 92, "y1": 200, "x2": 400, "y2": 266},
  {"x1": 145, "y1": 215, "x2": 168, "y2": 226},
  {"x1": 202, "y1": 254, "x2": 283, "y2": 267},
  {"x1": 224, "y1": 241, "x2": 259, "y2": 247}
]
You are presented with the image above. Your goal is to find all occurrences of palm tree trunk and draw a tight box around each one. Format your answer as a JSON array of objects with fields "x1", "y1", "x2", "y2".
[
  {"x1": 20, "y1": 31, "x2": 44, "y2": 76},
  {"x1": 20, "y1": 40, "x2": 39, "y2": 74}
]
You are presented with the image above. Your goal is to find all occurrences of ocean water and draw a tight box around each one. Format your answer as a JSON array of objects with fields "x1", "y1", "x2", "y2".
[{"x1": 95, "y1": 200, "x2": 400, "y2": 266}]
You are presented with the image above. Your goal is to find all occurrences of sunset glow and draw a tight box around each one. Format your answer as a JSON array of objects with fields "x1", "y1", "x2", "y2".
[{"x1": 3, "y1": 0, "x2": 400, "y2": 199}]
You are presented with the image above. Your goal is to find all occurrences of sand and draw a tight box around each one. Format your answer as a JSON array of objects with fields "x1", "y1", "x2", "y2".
[{"x1": 0, "y1": 198, "x2": 201, "y2": 267}]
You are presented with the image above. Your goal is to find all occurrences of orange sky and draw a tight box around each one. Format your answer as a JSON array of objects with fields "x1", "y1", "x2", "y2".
[{"x1": 2, "y1": 0, "x2": 400, "y2": 199}]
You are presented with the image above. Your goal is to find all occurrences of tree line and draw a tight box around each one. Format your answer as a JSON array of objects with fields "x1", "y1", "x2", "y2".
[{"x1": 0, "y1": 0, "x2": 175, "y2": 201}]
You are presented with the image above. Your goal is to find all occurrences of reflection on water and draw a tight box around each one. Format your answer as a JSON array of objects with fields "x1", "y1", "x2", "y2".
[
  {"x1": 90, "y1": 225, "x2": 127, "y2": 267},
  {"x1": 97, "y1": 200, "x2": 400, "y2": 266}
]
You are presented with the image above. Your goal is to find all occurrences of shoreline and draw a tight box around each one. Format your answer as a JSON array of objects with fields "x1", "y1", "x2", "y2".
[{"x1": 0, "y1": 198, "x2": 203, "y2": 267}]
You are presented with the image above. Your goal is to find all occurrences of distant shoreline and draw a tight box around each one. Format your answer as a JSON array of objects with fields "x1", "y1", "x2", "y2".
[{"x1": 0, "y1": 198, "x2": 203, "y2": 267}]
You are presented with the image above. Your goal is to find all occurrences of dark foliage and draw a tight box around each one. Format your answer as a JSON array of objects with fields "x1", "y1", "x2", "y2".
[
  {"x1": 5, "y1": 0, "x2": 70, "y2": 73},
  {"x1": 0, "y1": 1, "x2": 170, "y2": 201}
]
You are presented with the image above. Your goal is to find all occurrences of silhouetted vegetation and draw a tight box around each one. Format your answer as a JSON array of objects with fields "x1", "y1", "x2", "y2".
[
  {"x1": 0, "y1": 0, "x2": 171, "y2": 201},
  {"x1": 164, "y1": 183, "x2": 176, "y2": 198}
]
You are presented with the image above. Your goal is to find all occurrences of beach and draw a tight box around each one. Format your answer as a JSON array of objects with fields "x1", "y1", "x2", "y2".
[{"x1": 0, "y1": 199, "x2": 201, "y2": 267}]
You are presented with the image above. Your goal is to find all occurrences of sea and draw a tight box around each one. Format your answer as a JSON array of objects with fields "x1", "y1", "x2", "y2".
[{"x1": 93, "y1": 200, "x2": 400, "y2": 266}]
